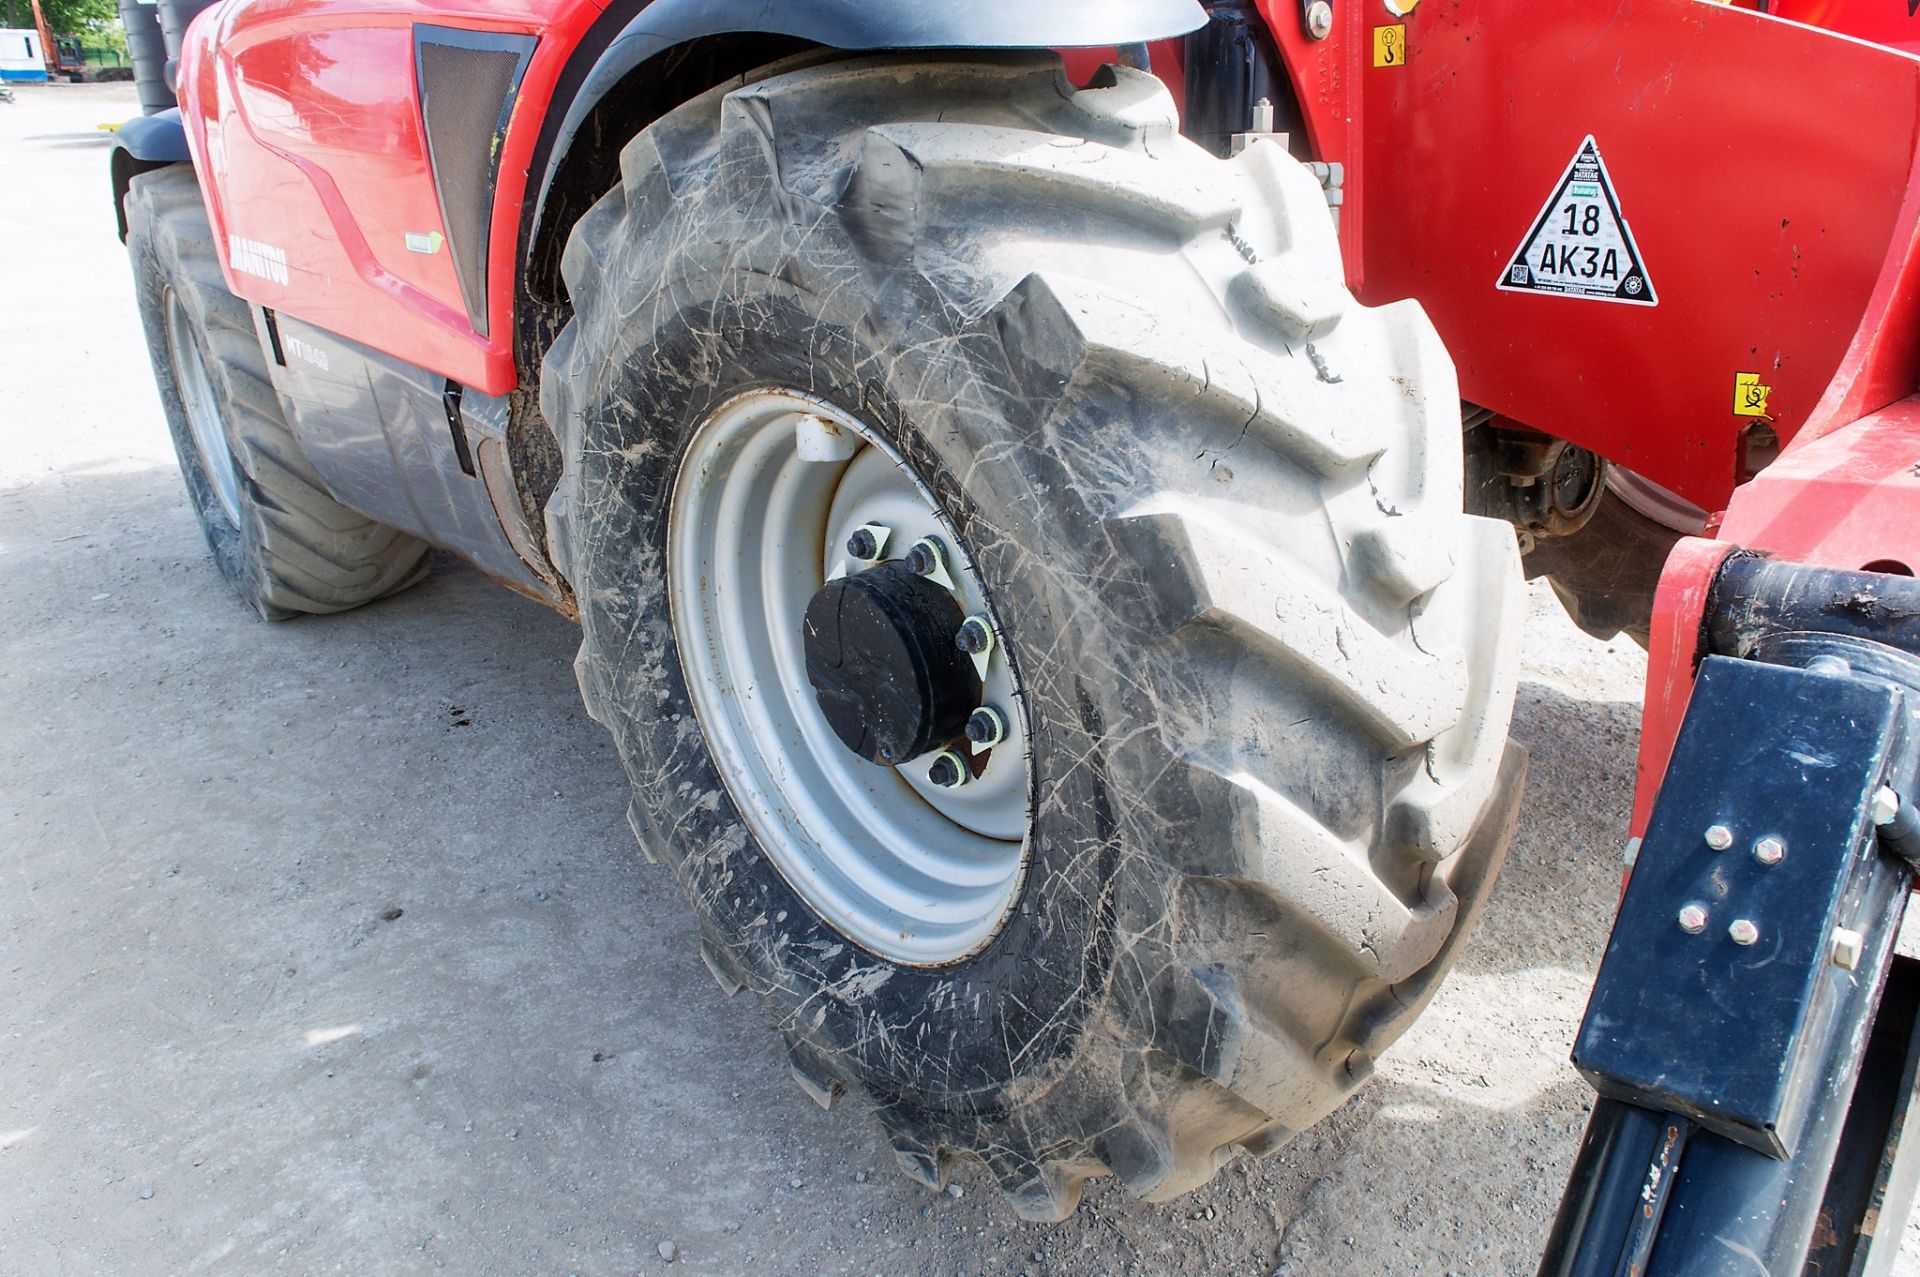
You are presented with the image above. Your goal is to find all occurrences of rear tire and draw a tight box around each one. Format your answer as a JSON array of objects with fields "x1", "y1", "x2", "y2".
[
  {"x1": 543, "y1": 54, "x2": 1526, "y2": 1218},
  {"x1": 125, "y1": 166, "x2": 428, "y2": 619}
]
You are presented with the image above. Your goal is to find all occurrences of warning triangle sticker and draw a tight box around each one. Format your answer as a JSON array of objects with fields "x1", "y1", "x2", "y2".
[{"x1": 1497, "y1": 135, "x2": 1657, "y2": 306}]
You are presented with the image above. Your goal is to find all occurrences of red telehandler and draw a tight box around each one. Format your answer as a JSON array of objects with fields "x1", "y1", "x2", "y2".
[{"x1": 107, "y1": 0, "x2": 1920, "y2": 1269}]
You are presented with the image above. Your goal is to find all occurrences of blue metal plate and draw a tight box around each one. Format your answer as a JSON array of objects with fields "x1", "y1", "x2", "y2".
[{"x1": 1573, "y1": 656, "x2": 1900, "y2": 1156}]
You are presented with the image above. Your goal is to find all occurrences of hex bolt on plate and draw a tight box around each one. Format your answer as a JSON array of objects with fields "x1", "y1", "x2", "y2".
[
  {"x1": 904, "y1": 535, "x2": 956, "y2": 590},
  {"x1": 1753, "y1": 836, "x2": 1785, "y2": 866},
  {"x1": 1704, "y1": 824, "x2": 1734, "y2": 851},
  {"x1": 845, "y1": 524, "x2": 889, "y2": 563},
  {"x1": 1678, "y1": 903, "x2": 1709, "y2": 934},
  {"x1": 955, "y1": 614, "x2": 996, "y2": 680},
  {"x1": 928, "y1": 748, "x2": 971, "y2": 789},
  {"x1": 1728, "y1": 918, "x2": 1761, "y2": 947},
  {"x1": 965, "y1": 705, "x2": 1008, "y2": 754}
]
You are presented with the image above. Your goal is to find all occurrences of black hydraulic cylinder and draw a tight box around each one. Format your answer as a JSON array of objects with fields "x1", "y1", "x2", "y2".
[
  {"x1": 118, "y1": 0, "x2": 172, "y2": 115},
  {"x1": 1539, "y1": 1104, "x2": 1690, "y2": 1277},
  {"x1": 156, "y1": 0, "x2": 217, "y2": 63},
  {"x1": 1708, "y1": 555, "x2": 1920, "y2": 661},
  {"x1": 1181, "y1": 0, "x2": 1289, "y2": 157}
]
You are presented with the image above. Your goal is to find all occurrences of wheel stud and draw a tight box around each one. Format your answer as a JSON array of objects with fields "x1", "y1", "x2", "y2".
[
  {"x1": 905, "y1": 536, "x2": 947, "y2": 578},
  {"x1": 964, "y1": 705, "x2": 1008, "y2": 747},
  {"x1": 955, "y1": 615, "x2": 994, "y2": 655},
  {"x1": 846, "y1": 525, "x2": 888, "y2": 563},
  {"x1": 928, "y1": 748, "x2": 971, "y2": 789}
]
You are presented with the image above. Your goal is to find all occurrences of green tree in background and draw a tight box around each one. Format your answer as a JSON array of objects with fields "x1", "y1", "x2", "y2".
[{"x1": 0, "y1": 0, "x2": 120, "y2": 33}]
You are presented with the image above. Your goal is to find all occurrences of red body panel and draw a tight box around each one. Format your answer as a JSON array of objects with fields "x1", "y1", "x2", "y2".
[
  {"x1": 1772, "y1": 0, "x2": 1920, "y2": 55},
  {"x1": 1258, "y1": 0, "x2": 1920, "y2": 511},
  {"x1": 178, "y1": 0, "x2": 600, "y2": 395}
]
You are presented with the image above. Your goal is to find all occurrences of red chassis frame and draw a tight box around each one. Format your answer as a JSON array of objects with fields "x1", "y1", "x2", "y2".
[{"x1": 175, "y1": 1, "x2": 1920, "y2": 823}]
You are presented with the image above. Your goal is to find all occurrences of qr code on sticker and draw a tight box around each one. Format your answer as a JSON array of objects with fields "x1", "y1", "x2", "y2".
[{"x1": 1508, "y1": 264, "x2": 1528, "y2": 285}]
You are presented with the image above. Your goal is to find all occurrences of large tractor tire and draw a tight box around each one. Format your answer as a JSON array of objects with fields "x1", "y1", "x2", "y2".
[
  {"x1": 125, "y1": 167, "x2": 428, "y2": 619},
  {"x1": 542, "y1": 54, "x2": 1526, "y2": 1218}
]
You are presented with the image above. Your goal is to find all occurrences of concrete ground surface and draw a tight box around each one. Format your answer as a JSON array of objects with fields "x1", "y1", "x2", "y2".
[{"x1": 2, "y1": 82, "x2": 1914, "y2": 1277}]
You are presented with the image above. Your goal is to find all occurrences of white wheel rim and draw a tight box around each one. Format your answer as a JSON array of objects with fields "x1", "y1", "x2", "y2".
[
  {"x1": 667, "y1": 389, "x2": 1032, "y2": 966},
  {"x1": 163, "y1": 288, "x2": 243, "y2": 526}
]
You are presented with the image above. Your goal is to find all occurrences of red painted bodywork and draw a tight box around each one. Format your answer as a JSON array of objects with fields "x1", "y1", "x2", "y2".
[
  {"x1": 1258, "y1": 0, "x2": 1920, "y2": 512},
  {"x1": 176, "y1": 0, "x2": 602, "y2": 396}
]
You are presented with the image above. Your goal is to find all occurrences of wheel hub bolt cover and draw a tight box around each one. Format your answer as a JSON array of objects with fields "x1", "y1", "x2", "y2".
[
  {"x1": 955, "y1": 616, "x2": 993, "y2": 655},
  {"x1": 802, "y1": 561, "x2": 982, "y2": 766},
  {"x1": 964, "y1": 705, "x2": 1008, "y2": 747},
  {"x1": 904, "y1": 536, "x2": 947, "y2": 578},
  {"x1": 928, "y1": 748, "x2": 971, "y2": 789}
]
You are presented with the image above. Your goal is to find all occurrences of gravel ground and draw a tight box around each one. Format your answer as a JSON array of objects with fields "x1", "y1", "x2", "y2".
[{"x1": 2, "y1": 81, "x2": 1914, "y2": 1276}]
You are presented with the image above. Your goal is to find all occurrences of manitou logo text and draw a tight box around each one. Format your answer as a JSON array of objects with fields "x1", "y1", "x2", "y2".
[
  {"x1": 227, "y1": 234, "x2": 288, "y2": 286},
  {"x1": 285, "y1": 335, "x2": 331, "y2": 372}
]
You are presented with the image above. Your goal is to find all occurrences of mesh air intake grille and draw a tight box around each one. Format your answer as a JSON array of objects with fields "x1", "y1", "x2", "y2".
[{"x1": 416, "y1": 27, "x2": 534, "y2": 337}]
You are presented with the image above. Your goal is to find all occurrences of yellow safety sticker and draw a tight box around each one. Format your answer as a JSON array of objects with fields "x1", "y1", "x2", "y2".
[
  {"x1": 1374, "y1": 25, "x2": 1406, "y2": 67},
  {"x1": 1733, "y1": 372, "x2": 1773, "y2": 419}
]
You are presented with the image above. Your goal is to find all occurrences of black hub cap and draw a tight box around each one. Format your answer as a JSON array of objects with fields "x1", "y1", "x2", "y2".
[{"x1": 803, "y1": 561, "x2": 982, "y2": 765}]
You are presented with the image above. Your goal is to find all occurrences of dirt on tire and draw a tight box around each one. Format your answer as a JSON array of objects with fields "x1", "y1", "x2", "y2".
[{"x1": 540, "y1": 52, "x2": 1527, "y2": 1219}]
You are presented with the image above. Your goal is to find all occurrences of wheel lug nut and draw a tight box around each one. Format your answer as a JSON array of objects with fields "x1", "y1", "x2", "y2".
[
  {"x1": 964, "y1": 705, "x2": 1008, "y2": 747},
  {"x1": 928, "y1": 748, "x2": 970, "y2": 789},
  {"x1": 955, "y1": 616, "x2": 994, "y2": 655},
  {"x1": 846, "y1": 525, "x2": 887, "y2": 563},
  {"x1": 905, "y1": 536, "x2": 947, "y2": 577}
]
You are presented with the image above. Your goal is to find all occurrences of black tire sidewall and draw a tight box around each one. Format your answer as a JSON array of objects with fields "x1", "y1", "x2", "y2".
[{"x1": 127, "y1": 180, "x2": 259, "y2": 598}]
